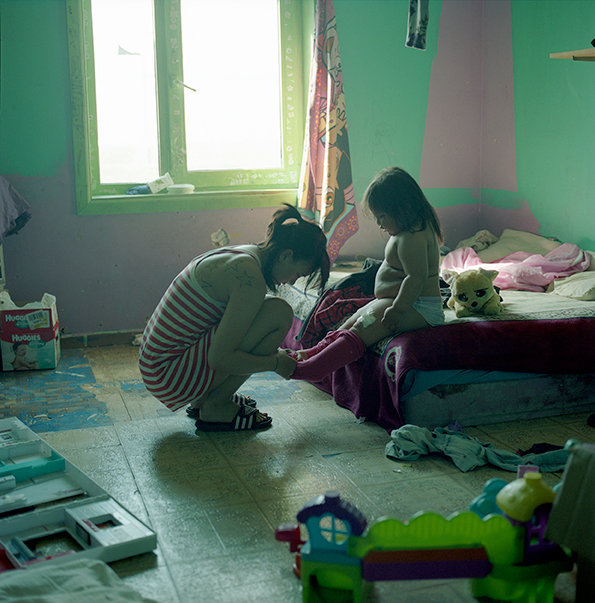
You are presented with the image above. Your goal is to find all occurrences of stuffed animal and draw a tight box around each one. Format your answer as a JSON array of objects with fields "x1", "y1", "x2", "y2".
[{"x1": 445, "y1": 268, "x2": 503, "y2": 317}]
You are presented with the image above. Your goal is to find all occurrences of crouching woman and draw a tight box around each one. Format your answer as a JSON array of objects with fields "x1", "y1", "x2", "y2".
[{"x1": 139, "y1": 204, "x2": 329, "y2": 432}]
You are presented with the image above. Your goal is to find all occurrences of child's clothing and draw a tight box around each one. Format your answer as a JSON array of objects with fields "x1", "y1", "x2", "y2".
[
  {"x1": 291, "y1": 329, "x2": 366, "y2": 381},
  {"x1": 412, "y1": 296, "x2": 445, "y2": 326},
  {"x1": 291, "y1": 297, "x2": 444, "y2": 382},
  {"x1": 139, "y1": 248, "x2": 258, "y2": 411}
]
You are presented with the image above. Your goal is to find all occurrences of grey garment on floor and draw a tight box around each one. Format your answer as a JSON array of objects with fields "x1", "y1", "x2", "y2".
[{"x1": 385, "y1": 424, "x2": 570, "y2": 472}]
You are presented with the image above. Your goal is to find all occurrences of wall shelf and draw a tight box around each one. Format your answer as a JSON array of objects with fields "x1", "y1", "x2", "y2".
[{"x1": 550, "y1": 47, "x2": 595, "y2": 62}]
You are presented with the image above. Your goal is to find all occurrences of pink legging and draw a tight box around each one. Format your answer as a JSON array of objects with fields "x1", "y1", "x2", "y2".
[{"x1": 291, "y1": 330, "x2": 366, "y2": 382}]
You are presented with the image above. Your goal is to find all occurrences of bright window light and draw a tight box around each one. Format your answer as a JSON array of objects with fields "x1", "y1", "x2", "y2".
[
  {"x1": 91, "y1": 0, "x2": 159, "y2": 183},
  {"x1": 180, "y1": 0, "x2": 282, "y2": 171}
]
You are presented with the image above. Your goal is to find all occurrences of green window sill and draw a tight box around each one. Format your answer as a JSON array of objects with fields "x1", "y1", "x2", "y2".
[{"x1": 79, "y1": 189, "x2": 299, "y2": 215}]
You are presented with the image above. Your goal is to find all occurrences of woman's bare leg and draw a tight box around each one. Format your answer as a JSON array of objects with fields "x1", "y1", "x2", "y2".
[{"x1": 194, "y1": 297, "x2": 293, "y2": 422}]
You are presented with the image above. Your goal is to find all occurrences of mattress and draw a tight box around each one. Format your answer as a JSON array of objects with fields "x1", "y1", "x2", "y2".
[{"x1": 278, "y1": 279, "x2": 595, "y2": 430}]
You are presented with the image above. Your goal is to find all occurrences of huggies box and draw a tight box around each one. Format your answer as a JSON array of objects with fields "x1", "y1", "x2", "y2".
[{"x1": 0, "y1": 292, "x2": 60, "y2": 371}]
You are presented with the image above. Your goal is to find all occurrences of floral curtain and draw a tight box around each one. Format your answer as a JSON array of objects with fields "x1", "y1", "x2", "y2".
[{"x1": 298, "y1": 0, "x2": 358, "y2": 265}]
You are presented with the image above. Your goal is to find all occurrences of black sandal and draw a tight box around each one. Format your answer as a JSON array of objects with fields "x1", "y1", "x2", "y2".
[
  {"x1": 195, "y1": 404, "x2": 272, "y2": 432},
  {"x1": 186, "y1": 394, "x2": 258, "y2": 419}
]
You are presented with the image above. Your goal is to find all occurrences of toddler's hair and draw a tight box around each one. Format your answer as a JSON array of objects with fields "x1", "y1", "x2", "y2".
[
  {"x1": 363, "y1": 167, "x2": 443, "y2": 241},
  {"x1": 259, "y1": 204, "x2": 330, "y2": 291}
]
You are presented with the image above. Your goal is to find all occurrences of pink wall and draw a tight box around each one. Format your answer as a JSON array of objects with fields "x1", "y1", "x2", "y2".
[
  {"x1": 419, "y1": 0, "x2": 483, "y2": 190},
  {"x1": 480, "y1": 0, "x2": 517, "y2": 191},
  {"x1": 420, "y1": 0, "x2": 516, "y2": 193}
]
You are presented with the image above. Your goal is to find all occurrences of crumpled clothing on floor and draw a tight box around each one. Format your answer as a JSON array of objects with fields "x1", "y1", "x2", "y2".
[{"x1": 385, "y1": 424, "x2": 570, "y2": 472}]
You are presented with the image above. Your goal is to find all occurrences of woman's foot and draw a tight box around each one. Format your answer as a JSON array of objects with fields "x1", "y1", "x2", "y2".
[
  {"x1": 192, "y1": 393, "x2": 269, "y2": 424},
  {"x1": 186, "y1": 393, "x2": 262, "y2": 419},
  {"x1": 195, "y1": 404, "x2": 272, "y2": 432}
]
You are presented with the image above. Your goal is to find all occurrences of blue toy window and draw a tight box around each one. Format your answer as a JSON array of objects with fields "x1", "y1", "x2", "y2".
[{"x1": 319, "y1": 515, "x2": 349, "y2": 546}]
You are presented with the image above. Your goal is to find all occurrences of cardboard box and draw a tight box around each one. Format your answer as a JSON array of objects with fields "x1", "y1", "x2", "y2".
[{"x1": 0, "y1": 293, "x2": 60, "y2": 371}]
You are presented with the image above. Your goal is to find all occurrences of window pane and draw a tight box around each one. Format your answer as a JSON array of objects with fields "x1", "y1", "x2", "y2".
[
  {"x1": 91, "y1": 0, "x2": 159, "y2": 183},
  {"x1": 181, "y1": 0, "x2": 282, "y2": 171}
]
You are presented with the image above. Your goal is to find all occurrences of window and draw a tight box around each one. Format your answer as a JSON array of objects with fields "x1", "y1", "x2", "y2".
[
  {"x1": 66, "y1": 0, "x2": 305, "y2": 215},
  {"x1": 319, "y1": 515, "x2": 349, "y2": 546}
]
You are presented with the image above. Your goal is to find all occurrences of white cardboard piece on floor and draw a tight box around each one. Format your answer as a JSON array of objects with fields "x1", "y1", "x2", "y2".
[{"x1": 0, "y1": 418, "x2": 156, "y2": 571}]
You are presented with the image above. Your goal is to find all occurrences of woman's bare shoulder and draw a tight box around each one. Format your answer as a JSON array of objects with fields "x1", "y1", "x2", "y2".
[{"x1": 194, "y1": 246, "x2": 265, "y2": 298}]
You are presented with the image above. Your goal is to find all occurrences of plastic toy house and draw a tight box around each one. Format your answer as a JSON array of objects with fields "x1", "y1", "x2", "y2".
[
  {"x1": 295, "y1": 491, "x2": 368, "y2": 600},
  {"x1": 276, "y1": 477, "x2": 573, "y2": 603},
  {"x1": 0, "y1": 418, "x2": 156, "y2": 572}
]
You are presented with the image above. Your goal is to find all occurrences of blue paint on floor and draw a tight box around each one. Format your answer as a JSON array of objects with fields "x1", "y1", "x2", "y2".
[
  {"x1": 239, "y1": 372, "x2": 303, "y2": 406},
  {"x1": 1, "y1": 350, "x2": 112, "y2": 432},
  {"x1": 1, "y1": 350, "x2": 312, "y2": 432},
  {"x1": 119, "y1": 379, "x2": 148, "y2": 394}
]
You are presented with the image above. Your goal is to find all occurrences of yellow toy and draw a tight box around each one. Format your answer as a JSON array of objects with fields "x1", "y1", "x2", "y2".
[{"x1": 446, "y1": 268, "x2": 504, "y2": 317}]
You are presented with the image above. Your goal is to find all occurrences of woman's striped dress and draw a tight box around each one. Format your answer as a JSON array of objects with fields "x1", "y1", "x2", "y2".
[{"x1": 138, "y1": 249, "x2": 252, "y2": 411}]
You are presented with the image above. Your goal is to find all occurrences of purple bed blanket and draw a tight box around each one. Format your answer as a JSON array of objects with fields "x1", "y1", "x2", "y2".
[{"x1": 282, "y1": 292, "x2": 595, "y2": 433}]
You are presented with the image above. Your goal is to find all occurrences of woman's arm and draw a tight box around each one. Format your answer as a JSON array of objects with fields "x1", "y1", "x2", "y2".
[{"x1": 206, "y1": 255, "x2": 277, "y2": 375}]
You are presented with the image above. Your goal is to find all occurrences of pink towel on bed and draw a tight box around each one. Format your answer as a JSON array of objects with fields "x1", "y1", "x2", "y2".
[{"x1": 442, "y1": 244, "x2": 590, "y2": 292}]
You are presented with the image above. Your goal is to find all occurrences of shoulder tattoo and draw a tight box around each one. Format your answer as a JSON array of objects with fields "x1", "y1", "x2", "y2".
[
  {"x1": 197, "y1": 263, "x2": 216, "y2": 289},
  {"x1": 225, "y1": 262, "x2": 256, "y2": 288}
]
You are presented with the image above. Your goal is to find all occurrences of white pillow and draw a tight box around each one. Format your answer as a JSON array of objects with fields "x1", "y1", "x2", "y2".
[
  {"x1": 551, "y1": 272, "x2": 595, "y2": 301},
  {"x1": 477, "y1": 229, "x2": 561, "y2": 263}
]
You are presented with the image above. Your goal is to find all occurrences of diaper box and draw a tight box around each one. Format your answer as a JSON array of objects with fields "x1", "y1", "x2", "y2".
[{"x1": 0, "y1": 292, "x2": 60, "y2": 371}]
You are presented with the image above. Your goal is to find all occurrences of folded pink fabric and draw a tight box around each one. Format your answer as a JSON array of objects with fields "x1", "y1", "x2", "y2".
[{"x1": 442, "y1": 243, "x2": 590, "y2": 291}]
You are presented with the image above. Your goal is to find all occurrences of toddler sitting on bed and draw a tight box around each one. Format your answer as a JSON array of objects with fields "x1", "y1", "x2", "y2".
[{"x1": 288, "y1": 166, "x2": 445, "y2": 382}]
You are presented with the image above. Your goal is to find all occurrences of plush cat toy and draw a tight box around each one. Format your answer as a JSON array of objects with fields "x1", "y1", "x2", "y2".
[{"x1": 445, "y1": 268, "x2": 503, "y2": 317}]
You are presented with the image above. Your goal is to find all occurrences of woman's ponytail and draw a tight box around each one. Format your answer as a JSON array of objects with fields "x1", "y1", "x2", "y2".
[{"x1": 259, "y1": 204, "x2": 330, "y2": 291}]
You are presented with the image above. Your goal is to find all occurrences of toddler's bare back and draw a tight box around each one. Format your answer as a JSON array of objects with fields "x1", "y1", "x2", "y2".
[{"x1": 374, "y1": 229, "x2": 441, "y2": 300}]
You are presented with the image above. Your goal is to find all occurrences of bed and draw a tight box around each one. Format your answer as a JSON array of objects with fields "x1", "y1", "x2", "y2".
[{"x1": 279, "y1": 230, "x2": 595, "y2": 433}]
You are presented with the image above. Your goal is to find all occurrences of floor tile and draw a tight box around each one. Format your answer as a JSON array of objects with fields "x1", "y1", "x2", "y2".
[{"x1": 9, "y1": 344, "x2": 594, "y2": 602}]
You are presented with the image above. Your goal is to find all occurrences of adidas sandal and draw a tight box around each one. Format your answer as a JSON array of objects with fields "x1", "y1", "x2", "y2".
[
  {"x1": 195, "y1": 404, "x2": 272, "y2": 432},
  {"x1": 186, "y1": 394, "x2": 258, "y2": 419}
]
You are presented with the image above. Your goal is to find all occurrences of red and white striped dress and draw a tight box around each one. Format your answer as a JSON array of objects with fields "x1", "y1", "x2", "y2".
[{"x1": 138, "y1": 248, "x2": 253, "y2": 411}]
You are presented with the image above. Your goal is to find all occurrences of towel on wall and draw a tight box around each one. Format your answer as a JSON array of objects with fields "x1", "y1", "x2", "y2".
[
  {"x1": 385, "y1": 424, "x2": 570, "y2": 472},
  {"x1": 406, "y1": 0, "x2": 429, "y2": 50},
  {"x1": 0, "y1": 175, "x2": 32, "y2": 242}
]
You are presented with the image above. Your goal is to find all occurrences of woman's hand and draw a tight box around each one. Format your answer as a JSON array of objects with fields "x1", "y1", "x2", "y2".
[{"x1": 275, "y1": 349, "x2": 297, "y2": 380}]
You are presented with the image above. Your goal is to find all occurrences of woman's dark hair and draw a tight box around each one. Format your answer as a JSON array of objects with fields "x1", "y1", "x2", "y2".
[
  {"x1": 258, "y1": 204, "x2": 330, "y2": 291},
  {"x1": 362, "y1": 167, "x2": 443, "y2": 242}
]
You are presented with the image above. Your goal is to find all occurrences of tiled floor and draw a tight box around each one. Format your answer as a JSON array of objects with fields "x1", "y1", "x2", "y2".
[{"x1": 2, "y1": 344, "x2": 593, "y2": 602}]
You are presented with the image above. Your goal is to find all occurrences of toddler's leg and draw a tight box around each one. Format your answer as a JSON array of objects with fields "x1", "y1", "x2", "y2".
[
  {"x1": 294, "y1": 330, "x2": 343, "y2": 360},
  {"x1": 291, "y1": 329, "x2": 366, "y2": 381}
]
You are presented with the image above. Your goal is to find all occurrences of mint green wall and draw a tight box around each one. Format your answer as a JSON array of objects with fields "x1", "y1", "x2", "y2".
[
  {"x1": 335, "y1": 0, "x2": 441, "y2": 189},
  {"x1": 509, "y1": 0, "x2": 595, "y2": 250},
  {"x1": 0, "y1": 0, "x2": 592, "y2": 334},
  {"x1": 0, "y1": 0, "x2": 70, "y2": 176}
]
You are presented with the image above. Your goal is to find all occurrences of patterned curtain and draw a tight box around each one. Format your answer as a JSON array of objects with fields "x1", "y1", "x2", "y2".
[{"x1": 298, "y1": 0, "x2": 358, "y2": 265}]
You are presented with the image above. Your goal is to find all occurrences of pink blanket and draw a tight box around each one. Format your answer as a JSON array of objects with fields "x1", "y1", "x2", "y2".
[{"x1": 442, "y1": 244, "x2": 590, "y2": 292}]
